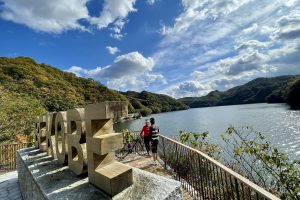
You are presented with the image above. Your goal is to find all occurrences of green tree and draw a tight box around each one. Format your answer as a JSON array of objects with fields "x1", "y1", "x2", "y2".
[
  {"x1": 178, "y1": 130, "x2": 220, "y2": 160},
  {"x1": 221, "y1": 126, "x2": 300, "y2": 199},
  {"x1": 0, "y1": 87, "x2": 46, "y2": 142}
]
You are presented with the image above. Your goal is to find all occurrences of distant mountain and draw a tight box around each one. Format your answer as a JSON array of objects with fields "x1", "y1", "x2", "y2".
[
  {"x1": 179, "y1": 75, "x2": 300, "y2": 108},
  {"x1": 121, "y1": 90, "x2": 189, "y2": 116}
]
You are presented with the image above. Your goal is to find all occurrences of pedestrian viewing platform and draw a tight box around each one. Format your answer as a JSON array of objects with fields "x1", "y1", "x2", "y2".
[
  {"x1": 0, "y1": 133, "x2": 280, "y2": 200},
  {"x1": 0, "y1": 152, "x2": 190, "y2": 200},
  {"x1": 0, "y1": 135, "x2": 278, "y2": 199},
  {"x1": 117, "y1": 153, "x2": 193, "y2": 200}
]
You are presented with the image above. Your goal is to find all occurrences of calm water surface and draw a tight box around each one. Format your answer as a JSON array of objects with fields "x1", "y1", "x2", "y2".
[{"x1": 114, "y1": 103, "x2": 300, "y2": 159}]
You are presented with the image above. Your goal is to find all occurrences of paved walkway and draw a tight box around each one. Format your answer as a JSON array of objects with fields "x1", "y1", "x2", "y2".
[
  {"x1": 0, "y1": 154, "x2": 193, "y2": 200},
  {"x1": 118, "y1": 153, "x2": 193, "y2": 200},
  {"x1": 0, "y1": 171, "x2": 22, "y2": 200}
]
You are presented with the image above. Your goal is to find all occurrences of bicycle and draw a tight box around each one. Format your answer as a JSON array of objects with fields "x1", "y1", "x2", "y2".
[{"x1": 115, "y1": 132, "x2": 148, "y2": 159}]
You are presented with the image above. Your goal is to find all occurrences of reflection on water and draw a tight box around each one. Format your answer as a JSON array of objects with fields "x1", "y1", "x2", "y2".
[{"x1": 114, "y1": 103, "x2": 300, "y2": 159}]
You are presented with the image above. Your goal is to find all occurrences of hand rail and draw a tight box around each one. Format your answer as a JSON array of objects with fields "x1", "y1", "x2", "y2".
[
  {"x1": 0, "y1": 142, "x2": 31, "y2": 173},
  {"x1": 158, "y1": 134, "x2": 280, "y2": 200}
]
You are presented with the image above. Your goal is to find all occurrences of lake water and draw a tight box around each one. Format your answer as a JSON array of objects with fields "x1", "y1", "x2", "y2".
[{"x1": 114, "y1": 103, "x2": 300, "y2": 160}]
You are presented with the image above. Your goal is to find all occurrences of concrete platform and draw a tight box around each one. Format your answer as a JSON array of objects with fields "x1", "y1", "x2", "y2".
[
  {"x1": 17, "y1": 147, "x2": 182, "y2": 200},
  {"x1": 118, "y1": 153, "x2": 194, "y2": 200},
  {"x1": 0, "y1": 171, "x2": 22, "y2": 200}
]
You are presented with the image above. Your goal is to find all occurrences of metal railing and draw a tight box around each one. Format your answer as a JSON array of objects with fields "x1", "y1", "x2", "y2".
[
  {"x1": 158, "y1": 135, "x2": 280, "y2": 200},
  {"x1": 0, "y1": 142, "x2": 31, "y2": 173}
]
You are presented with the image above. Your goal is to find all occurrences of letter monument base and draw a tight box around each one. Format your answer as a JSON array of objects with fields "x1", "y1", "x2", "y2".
[
  {"x1": 17, "y1": 147, "x2": 183, "y2": 200},
  {"x1": 89, "y1": 162, "x2": 133, "y2": 196}
]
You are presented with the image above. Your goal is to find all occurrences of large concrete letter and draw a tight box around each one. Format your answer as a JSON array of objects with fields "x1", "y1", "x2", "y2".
[
  {"x1": 85, "y1": 102, "x2": 133, "y2": 196},
  {"x1": 37, "y1": 116, "x2": 47, "y2": 151},
  {"x1": 67, "y1": 108, "x2": 87, "y2": 175},
  {"x1": 55, "y1": 111, "x2": 68, "y2": 164},
  {"x1": 46, "y1": 113, "x2": 57, "y2": 158},
  {"x1": 35, "y1": 117, "x2": 40, "y2": 148}
]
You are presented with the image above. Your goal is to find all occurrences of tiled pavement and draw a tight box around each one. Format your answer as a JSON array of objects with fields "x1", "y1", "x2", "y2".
[
  {"x1": 118, "y1": 153, "x2": 193, "y2": 200},
  {"x1": 0, "y1": 154, "x2": 193, "y2": 200},
  {"x1": 0, "y1": 171, "x2": 22, "y2": 200}
]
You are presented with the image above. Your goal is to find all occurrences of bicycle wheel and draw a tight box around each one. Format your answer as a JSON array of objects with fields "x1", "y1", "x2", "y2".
[
  {"x1": 115, "y1": 144, "x2": 129, "y2": 159},
  {"x1": 135, "y1": 141, "x2": 148, "y2": 156}
]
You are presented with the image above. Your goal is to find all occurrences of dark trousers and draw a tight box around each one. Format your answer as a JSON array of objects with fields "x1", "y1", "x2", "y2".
[
  {"x1": 151, "y1": 139, "x2": 158, "y2": 153},
  {"x1": 144, "y1": 136, "x2": 151, "y2": 154}
]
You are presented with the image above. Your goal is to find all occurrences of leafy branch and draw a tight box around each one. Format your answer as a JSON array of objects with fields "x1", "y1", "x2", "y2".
[{"x1": 222, "y1": 126, "x2": 300, "y2": 200}]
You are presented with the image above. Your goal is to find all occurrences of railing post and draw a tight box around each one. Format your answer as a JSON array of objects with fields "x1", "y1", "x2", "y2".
[
  {"x1": 235, "y1": 178, "x2": 240, "y2": 200},
  {"x1": 162, "y1": 137, "x2": 167, "y2": 169}
]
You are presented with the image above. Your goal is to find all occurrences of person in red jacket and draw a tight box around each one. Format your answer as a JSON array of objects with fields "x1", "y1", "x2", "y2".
[{"x1": 140, "y1": 119, "x2": 151, "y2": 156}]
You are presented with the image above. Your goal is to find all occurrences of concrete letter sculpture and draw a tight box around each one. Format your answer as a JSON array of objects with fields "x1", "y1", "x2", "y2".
[
  {"x1": 67, "y1": 108, "x2": 87, "y2": 175},
  {"x1": 37, "y1": 116, "x2": 47, "y2": 151},
  {"x1": 34, "y1": 101, "x2": 133, "y2": 197},
  {"x1": 55, "y1": 111, "x2": 68, "y2": 164},
  {"x1": 85, "y1": 102, "x2": 133, "y2": 196},
  {"x1": 45, "y1": 113, "x2": 57, "y2": 158},
  {"x1": 34, "y1": 117, "x2": 39, "y2": 149}
]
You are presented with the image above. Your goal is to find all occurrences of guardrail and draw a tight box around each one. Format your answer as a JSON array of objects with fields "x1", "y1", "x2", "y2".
[
  {"x1": 158, "y1": 135, "x2": 280, "y2": 200},
  {"x1": 0, "y1": 142, "x2": 31, "y2": 173}
]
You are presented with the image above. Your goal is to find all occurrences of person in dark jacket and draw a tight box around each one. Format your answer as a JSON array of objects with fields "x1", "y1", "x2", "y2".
[{"x1": 150, "y1": 117, "x2": 159, "y2": 164}]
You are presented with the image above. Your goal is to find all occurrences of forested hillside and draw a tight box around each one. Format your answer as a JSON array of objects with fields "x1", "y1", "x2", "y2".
[
  {"x1": 179, "y1": 75, "x2": 300, "y2": 108},
  {"x1": 122, "y1": 91, "x2": 189, "y2": 116},
  {"x1": 286, "y1": 78, "x2": 300, "y2": 108},
  {"x1": 268, "y1": 76, "x2": 300, "y2": 109},
  {"x1": 0, "y1": 57, "x2": 132, "y2": 112}
]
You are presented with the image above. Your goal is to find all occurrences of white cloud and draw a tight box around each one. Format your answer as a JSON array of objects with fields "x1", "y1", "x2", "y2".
[
  {"x1": 260, "y1": 25, "x2": 276, "y2": 35},
  {"x1": 155, "y1": 0, "x2": 300, "y2": 98},
  {"x1": 178, "y1": 81, "x2": 207, "y2": 92},
  {"x1": 0, "y1": 0, "x2": 137, "y2": 37},
  {"x1": 191, "y1": 71, "x2": 205, "y2": 79},
  {"x1": 107, "y1": 76, "x2": 147, "y2": 90},
  {"x1": 107, "y1": 72, "x2": 166, "y2": 91},
  {"x1": 66, "y1": 66, "x2": 88, "y2": 77},
  {"x1": 106, "y1": 46, "x2": 120, "y2": 55},
  {"x1": 110, "y1": 32, "x2": 125, "y2": 40},
  {"x1": 283, "y1": 0, "x2": 298, "y2": 7},
  {"x1": 273, "y1": 9, "x2": 300, "y2": 40},
  {"x1": 68, "y1": 51, "x2": 154, "y2": 78},
  {"x1": 66, "y1": 51, "x2": 165, "y2": 91},
  {"x1": 146, "y1": 0, "x2": 159, "y2": 5},
  {"x1": 161, "y1": 0, "x2": 251, "y2": 36},
  {"x1": 144, "y1": 73, "x2": 167, "y2": 84},
  {"x1": 0, "y1": 0, "x2": 89, "y2": 33},
  {"x1": 167, "y1": 81, "x2": 213, "y2": 98},
  {"x1": 242, "y1": 23, "x2": 258, "y2": 34},
  {"x1": 235, "y1": 40, "x2": 272, "y2": 50},
  {"x1": 90, "y1": 0, "x2": 137, "y2": 39},
  {"x1": 211, "y1": 50, "x2": 276, "y2": 76},
  {"x1": 88, "y1": 51, "x2": 154, "y2": 78}
]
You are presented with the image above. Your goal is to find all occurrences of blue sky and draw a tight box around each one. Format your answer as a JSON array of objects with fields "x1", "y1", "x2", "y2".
[{"x1": 0, "y1": 0, "x2": 300, "y2": 98}]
